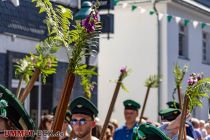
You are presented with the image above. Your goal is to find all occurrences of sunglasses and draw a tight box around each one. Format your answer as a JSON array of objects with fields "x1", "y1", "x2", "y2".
[{"x1": 70, "y1": 118, "x2": 90, "y2": 126}]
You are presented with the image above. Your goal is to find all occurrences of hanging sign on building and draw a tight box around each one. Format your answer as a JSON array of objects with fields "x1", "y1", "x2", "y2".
[{"x1": 0, "y1": 1, "x2": 47, "y2": 39}]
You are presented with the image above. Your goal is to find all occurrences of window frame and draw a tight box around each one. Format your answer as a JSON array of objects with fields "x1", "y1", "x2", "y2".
[
  {"x1": 178, "y1": 23, "x2": 189, "y2": 60},
  {"x1": 202, "y1": 31, "x2": 210, "y2": 64}
]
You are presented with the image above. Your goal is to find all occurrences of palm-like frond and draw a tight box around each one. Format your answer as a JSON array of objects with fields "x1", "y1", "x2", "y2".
[
  {"x1": 186, "y1": 78, "x2": 210, "y2": 111},
  {"x1": 145, "y1": 75, "x2": 160, "y2": 88},
  {"x1": 15, "y1": 57, "x2": 34, "y2": 83},
  {"x1": 32, "y1": 0, "x2": 72, "y2": 46},
  {"x1": 173, "y1": 63, "x2": 188, "y2": 86}
]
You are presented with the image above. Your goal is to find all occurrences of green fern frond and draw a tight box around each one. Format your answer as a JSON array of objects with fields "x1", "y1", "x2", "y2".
[
  {"x1": 186, "y1": 77, "x2": 210, "y2": 111},
  {"x1": 16, "y1": 0, "x2": 73, "y2": 84}
]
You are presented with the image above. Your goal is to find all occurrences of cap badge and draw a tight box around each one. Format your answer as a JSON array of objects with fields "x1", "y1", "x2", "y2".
[{"x1": 77, "y1": 104, "x2": 83, "y2": 108}]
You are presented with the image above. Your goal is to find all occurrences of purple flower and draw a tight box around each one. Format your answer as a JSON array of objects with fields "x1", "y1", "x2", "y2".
[
  {"x1": 120, "y1": 67, "x2": 127, "y2": 73},
  {"x1": 187, "y1": 73, "x2": 204, "y2": 86},
  {"x1": 93, "y1": 12, "x2": 99, "y2": 21},
  {"x1": 81, "y1": 11, "x2": 99, "y2": 33},
  {"x1": 197, "y1": 74, "x2": 203, "y2": 81},
  {"x1": 187, "y1": 77, "x2": 194, "y2": 86}
]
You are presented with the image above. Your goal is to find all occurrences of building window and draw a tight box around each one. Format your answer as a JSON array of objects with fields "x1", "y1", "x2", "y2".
[
  {"x1": 178, "y1": 24, "x2": 188, "y2": 59},
  {"x1": 202, "y1": 32, "x2": 210, "y2": 64}
]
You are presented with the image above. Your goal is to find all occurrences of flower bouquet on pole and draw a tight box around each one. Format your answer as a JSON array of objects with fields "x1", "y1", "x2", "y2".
[
  {"x1": 178, "y1": 73, "x2": 210, "y2": 140},
  {"x1": 100, "y1": 67, "x2": 130, "y2": 140},
  {"x1": 15, "y1": 0, "x2": 73, "y2": 102},
  {"x1": 139, "y1": 75, "x2": 159, "y2": 124},
  {"x1": 173, "y1": 64, "x2": 188, "y2": 140},
  {"x1": 48, "y1": 2, "x2": 101, "y2": 140}
]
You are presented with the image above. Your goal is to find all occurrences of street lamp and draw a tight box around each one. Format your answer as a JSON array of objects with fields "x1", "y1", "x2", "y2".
[{"x1": 74, "y1": 1, "x2": 92, "y2": 20}]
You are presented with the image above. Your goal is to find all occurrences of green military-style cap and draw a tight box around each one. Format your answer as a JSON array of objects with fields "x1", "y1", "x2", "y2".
[
  {"x1": 123, "y1": 99, "x2": 141, "y2": 111},
  {"x1": 132, "y1": 123, "x2": 170, "y2": 140},
  {"x1": 0, "y1": 85, "x2": 35, "y2": 139},
  {"x1": 166, "y1": 101, "x2": 180, "y2": 109},
  {"x1": 159, "y1": 108, "x2": 181, "y2": 121},
  {"x1": 69, "y1": 96, "x2": 98, "y2": 118},
  {"x1": 52, "y1": 106, "x2": 71, "y2": 123}
]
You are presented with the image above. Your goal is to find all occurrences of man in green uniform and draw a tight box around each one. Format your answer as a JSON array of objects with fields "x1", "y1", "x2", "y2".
[
  {"x1": 113, "y1": 99, "x2": 140, "y2": 140},
  {"x1": 69, "y1": 96, "x2": 98, "y2": 140}
]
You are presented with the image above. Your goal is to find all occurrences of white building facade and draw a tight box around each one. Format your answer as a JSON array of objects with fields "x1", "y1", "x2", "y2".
[{"x1": 98, "y1": 0, "x2": 210, "y2": 125}]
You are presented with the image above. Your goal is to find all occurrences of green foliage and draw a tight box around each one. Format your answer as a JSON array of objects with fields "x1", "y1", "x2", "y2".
[
  {"x1": 186, "y1": 78, "x2": 210, "y2": 111},
  {"x1": 15, "y1": 57, "x2": 34, "y2": 83},
  {"x1": 29, "y1": 53, "x2": 57, "y2": 84},
  {"x1": 32, "y1": 0, "x2": 72, "y2": 46},
  {"x1": 74, "y1": 65, "x2": 97, "y2": 99},
  {"x1": 145, "y1": 75, "x2": 160, "y2": 88},
  {"x1": 64, "y1": 3, "x2": 101, "y2": 97},
  {"x1": 173, "y1": 64, "x2": 188, "y2": 86},
  {"x1": 120, "y1": 67, "x2": 131, "y2": 93},
  {"x1": 18, "y1": 0, "x2": 101, "y2": 97},
  {"x1": 15, "y1": 0, "x2": 73, "y2": 84}
]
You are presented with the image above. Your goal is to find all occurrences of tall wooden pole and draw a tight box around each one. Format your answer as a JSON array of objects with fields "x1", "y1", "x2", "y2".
[
  {"x1": 177, "y1": 85, "x2": 186, "y2": 140},
  {"x1": 49, "y1": 72, "x2": 75, "y2": 140},
  {"x1": 178, "y1": 96, "x2": 189, "y2": 140},
  {"x1": 16, "y1": 77, "x2": 23, "y2": 98},
  {"x1": 99, "y1": 73, "x2": 124, "y2": 140},
  {"x1": 177, "y1": 85, "x2": 182, "y2": 109},
  {"x1": 139, "y1": 86, "x2": 151, "y2": 124},
  {"x1": 19, "y1": 68, "x2": 41, "y2": 102}
]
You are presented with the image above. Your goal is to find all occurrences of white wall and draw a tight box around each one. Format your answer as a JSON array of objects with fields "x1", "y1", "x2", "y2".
[
  {"x1": 167, "y1": 2, "x2": 210, "y2": 120},
  {"x1": 0, "y1": 33, "x2": 69, "y2": 62},
  {"x1": 99, "y1": 0, "x2": 210, "y2": 125},
  {"x1": 98, "y1": 2, "x2": 166, "y2": 125}
]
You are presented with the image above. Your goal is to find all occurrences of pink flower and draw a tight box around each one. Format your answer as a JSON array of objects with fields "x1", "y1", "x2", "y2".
[
  {"x1": 120, "y1": 67, "x2": 127, "y2": 73},
  {"x1": 187, "y1": 77, "x2": 194, "y2": 86},
  {"x1": 187, "y1": 73, "x2": 204, "y2": 86}
]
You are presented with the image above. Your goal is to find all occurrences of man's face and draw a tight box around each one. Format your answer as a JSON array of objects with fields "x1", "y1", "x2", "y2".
[
  {"x1": 124, "y1": 109, "x2": 138, "y2": 123},
  {"x1": 0, "y1": 118, "x2": 8, "y2": 130},
  {"x1": 70, "y1": 114, "x2": 95, "y2": 138}
]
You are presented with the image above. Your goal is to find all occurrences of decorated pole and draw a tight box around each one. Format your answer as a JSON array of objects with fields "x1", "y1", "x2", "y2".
[
  {"x1": 173, "y1": 64, "x2": 188, "y2": 109},
  {"x1": 16, "y1": 0, "x2": 73, "y2": 102},
  {"x1": 100, "y1": 67, "x2": 129, "y2": 140},
  {"x1": 173, "y1": 64, "x2": 188, "y2": 140},
  {"x1": 178, "y1": 73, "x2": 210, "y2": 140},
  {"x1": 139, "y1": 75, "x2": 159, "y2": 124},
  {"x1": 49, "y1": 1, "x2": 101, "y2": 139},
  {"x1": 15, "y1": 58, "x2": 34, "y2": 98}
]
